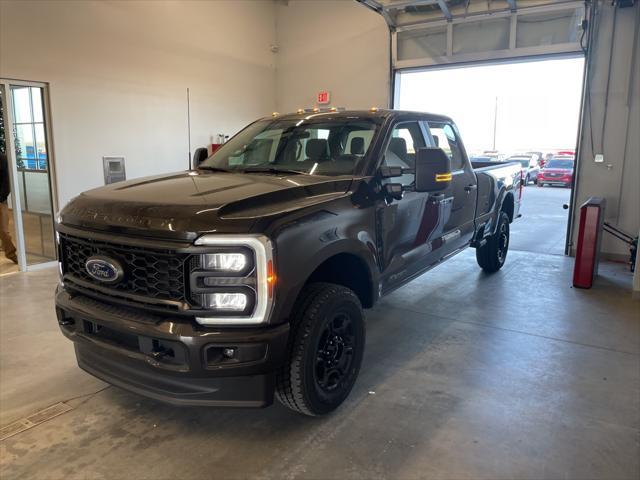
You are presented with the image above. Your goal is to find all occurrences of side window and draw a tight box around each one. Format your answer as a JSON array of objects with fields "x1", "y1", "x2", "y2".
[
  {"x1": 383, "y1": 122, "x2": 426, "y2": 186},
  {"x1": 428, "y1": 122, "x2": 465, "y2": 171}
]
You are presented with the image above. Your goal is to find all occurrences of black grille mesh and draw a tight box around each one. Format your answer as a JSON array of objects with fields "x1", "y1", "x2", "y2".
[{"x1": 60, "y1": 233, "x2": 189, "y2": 305}]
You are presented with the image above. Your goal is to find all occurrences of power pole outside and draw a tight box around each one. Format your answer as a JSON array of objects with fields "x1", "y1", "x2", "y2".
[{"x1": 492, "y1": 96, "x2": 498, "y2": 151}]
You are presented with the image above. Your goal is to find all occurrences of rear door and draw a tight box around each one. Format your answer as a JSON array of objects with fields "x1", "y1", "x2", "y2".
[{"x1": 425, "y1": 121, "x2": 477, "y2": 251}]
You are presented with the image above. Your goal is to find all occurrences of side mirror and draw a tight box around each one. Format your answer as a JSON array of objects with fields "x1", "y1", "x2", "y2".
[
  {"x1": 192, "y1": 147, "x2": 209, "y2": 169},
  {"x1": 414, "y1": 148, "x2": 452, "y2": 192}
]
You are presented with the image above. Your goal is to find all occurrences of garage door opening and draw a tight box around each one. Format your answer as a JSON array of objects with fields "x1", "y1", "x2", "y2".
[{"x1": 395, "y1": 55, "x2": 585, "y2": 256}]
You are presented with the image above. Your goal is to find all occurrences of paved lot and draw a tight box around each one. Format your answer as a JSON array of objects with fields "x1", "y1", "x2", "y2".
[{"x1": 510, "y1": 185, "x2": 572, "y2": 256}]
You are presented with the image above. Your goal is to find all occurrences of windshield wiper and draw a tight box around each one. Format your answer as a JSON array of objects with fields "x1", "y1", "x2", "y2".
[{"x1": 240, "y1": 166, "x2": 311, "y2": 176}]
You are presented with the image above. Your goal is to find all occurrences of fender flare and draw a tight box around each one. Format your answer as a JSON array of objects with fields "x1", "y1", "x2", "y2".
[{"x1": 276, "y1": 239, "x2": 379, "y2": 321}]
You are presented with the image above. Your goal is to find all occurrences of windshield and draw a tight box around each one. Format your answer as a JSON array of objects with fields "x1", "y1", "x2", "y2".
[
  {"x1": 546, "y1": 159, "x2": 574, "y2": 169},
  {"x1": 199, "y1": 117, "x2": 380, "y2": 176}
]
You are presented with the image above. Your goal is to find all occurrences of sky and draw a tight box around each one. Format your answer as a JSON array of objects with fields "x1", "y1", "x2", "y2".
[{"x1": 396, "y1": 56, "x2": 585, "y2": 155}]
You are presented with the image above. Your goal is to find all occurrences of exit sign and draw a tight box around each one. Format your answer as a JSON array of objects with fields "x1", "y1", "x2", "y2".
[{"x1": 317, "y1": 91, "x2": 331, "y2": 104}]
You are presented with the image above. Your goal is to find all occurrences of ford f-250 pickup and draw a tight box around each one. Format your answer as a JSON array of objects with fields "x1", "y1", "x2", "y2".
[{"x1": 55, "y1": 109, "x2": 522, "y2": 416}]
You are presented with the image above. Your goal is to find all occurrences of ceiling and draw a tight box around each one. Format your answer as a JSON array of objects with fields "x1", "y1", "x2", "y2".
[{"x1": 356, "y1": 0, "x2": 583, "y2": 29}]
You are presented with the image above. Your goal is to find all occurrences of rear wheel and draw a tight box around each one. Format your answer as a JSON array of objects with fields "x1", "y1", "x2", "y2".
[
  {"x1": 276, "y1": 283, "x2": 365, "y2": 416},
  {"x1": 476, "y1": 211, "x2": 510, "y2": 273}
]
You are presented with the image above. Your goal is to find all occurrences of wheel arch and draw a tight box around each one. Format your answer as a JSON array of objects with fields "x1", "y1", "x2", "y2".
[
  {"x1": 501, "y1": 192, "x2": 515, "y2": 223},
  {"x1": 275, "y1": 242, "x2": 378, "y2": 323},
  {"x1": 305, "y1": 252, "x2": 375, "y2": 309}
]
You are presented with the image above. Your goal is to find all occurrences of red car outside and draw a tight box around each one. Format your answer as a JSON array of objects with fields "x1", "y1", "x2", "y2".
[{"x1": 538, "y1": 157, "x2": 574, "y2": 187}]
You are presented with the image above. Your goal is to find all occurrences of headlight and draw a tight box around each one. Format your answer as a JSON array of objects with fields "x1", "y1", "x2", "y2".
[
  {"x1": 191, "y1": 235, "x2": 274, "y2": 325},
  {"x1": 201, "y1": 252, "x2": 248, "y2": 272},
  {"x1": 202, "y1": 292, "x2": 248, "y2": 311}
]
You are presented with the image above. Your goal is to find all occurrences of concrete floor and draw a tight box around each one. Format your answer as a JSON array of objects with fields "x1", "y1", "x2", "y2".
[
  {"x1": 510, "y1": 185, "x2": 571, "y2": 256},
  {"x1": 0, "y1": 244, "x2": 638, "y2": 479}
]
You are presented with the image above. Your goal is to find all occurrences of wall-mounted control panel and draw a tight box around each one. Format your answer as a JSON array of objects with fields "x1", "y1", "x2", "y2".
[{"x1": 103, "y1": 156, "x2": 126, "y2": 184}]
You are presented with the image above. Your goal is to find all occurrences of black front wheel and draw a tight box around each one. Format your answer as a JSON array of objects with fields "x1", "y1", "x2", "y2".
[
  {"x1": 476, "y1": 211, "x2": 510, "y2": 273},
  {"x1": 276, "y1": 283, "x2": 365, "y2": 416}
]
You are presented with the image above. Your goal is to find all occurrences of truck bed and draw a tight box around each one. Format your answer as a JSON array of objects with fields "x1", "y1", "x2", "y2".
[
  {"x1": 470, "y1": 160, "x2": 523, "y2": 228},
  {"x1": 471, "y1": 160, "x2": 519, "y2": 171}
]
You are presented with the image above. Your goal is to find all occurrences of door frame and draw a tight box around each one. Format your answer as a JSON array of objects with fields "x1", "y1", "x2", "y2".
[
  {"x1": 1, "y1": 78, "x2": 59, "y2": 272},
  {"x1": 391, "y1": 52, "x2": 586, "y2": 255}
]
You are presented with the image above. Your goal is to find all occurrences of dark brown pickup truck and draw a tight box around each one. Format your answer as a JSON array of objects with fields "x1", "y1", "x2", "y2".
[{"x1": 55, "y1": 109, "x2": 522, "y2": 415}]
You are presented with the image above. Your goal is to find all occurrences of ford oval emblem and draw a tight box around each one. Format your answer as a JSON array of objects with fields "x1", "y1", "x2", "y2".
[{"x1": 85, "y1": 256, "x2": 124, "y2": 284}]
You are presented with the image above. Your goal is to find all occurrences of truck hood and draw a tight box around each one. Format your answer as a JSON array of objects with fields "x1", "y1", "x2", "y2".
[{"x1": 59, "y1": 170, "x2": 353, "y2": 240}]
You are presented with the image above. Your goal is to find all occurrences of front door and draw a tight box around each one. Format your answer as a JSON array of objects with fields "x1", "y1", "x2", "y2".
[
  {"x1": 377, "y1": 120, "x2": 450, "y2": 294},
  {"x1": 0, "y1": 80, "x2": 57, "y2": 273}
]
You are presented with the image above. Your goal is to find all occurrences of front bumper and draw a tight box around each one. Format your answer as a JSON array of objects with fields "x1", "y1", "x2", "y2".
[
  {"x1": 539, "y1": 176, "x2": 572, "y2": 186},
  {"x1": 55, "y1": 288, "x2": 289, "y2": 407}
]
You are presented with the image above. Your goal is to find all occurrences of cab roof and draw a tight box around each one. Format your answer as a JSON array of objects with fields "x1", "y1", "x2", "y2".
[{"x1": 268, "y1": 109, "x2": 454, "y2": 123}]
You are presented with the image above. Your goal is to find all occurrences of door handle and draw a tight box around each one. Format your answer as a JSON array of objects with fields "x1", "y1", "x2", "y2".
[{"x1": 464, "y1": 184, "x2": 477, "y2": 192}]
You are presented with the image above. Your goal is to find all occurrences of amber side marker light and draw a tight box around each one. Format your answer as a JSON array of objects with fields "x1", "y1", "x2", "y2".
[
  {"x1": 266, "y1": 260, "x2": 276, "y2": 298},
  {"x1": 435, "y1": 173, "x2": 453, "y2": 182}
]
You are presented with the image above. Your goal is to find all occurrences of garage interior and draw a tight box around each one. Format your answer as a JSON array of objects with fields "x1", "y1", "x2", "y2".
[{"x1": 0, "y1": 0, "x2": 639, "y2": 479}]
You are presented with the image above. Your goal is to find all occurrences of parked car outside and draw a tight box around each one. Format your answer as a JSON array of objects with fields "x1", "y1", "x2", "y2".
[
  {"x1": 525, "y1": 151, "x2": 543, "y2": 162},
  {"x1": 508, "y1": 155, "x2": 540, "y2": 185},
  {"x1": 538, "y1": 156, "x2": 574, "y2": 187},
  {"x1": 482, "y1": 150, "x2": 506, "y2": 161}
]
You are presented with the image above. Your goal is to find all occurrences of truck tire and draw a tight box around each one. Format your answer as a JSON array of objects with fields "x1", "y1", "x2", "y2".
[
  {"x1": 476, "y1": 211, "x2": 510, "y2": 273},
  {"x1": 276, "y1": 283, "x2": 365, "y2": 416}
]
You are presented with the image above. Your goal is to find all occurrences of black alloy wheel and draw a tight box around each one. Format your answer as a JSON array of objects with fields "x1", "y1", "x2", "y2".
[
  {"x1": 314, "y1": 313, "x2": 356, "y2": 393},
  {"x1": 276, "y1": 283, "x2": 365, "y2": 416}
]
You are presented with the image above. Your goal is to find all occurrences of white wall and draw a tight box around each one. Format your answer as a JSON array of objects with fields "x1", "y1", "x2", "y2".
[
  {"x1": 275, "y1": 0, "x2": 389, "y2": 113},
  {"x1": 572, "y1": 1, "x2": 639, "y2": 258},
  {"x1": 0, "y1": 0, "x2": 277, "y2": 208}
]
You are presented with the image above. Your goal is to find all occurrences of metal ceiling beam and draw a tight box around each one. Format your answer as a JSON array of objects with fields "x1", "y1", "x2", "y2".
[
  {"x1": 355, "y1": 0, "x2": 395, "y2": 28},
  {"x1": 437, "y1": 0, "x2": 452, "y2": 20},
  {"x1": 395, "y1": 0, "x2": 583, "y2": 31},
  {"x1": 382, "y1": 0, "x2": 439, "y2": 10}
]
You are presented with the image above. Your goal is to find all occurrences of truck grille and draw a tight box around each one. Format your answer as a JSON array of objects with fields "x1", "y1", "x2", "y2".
[{"x1": 59, "y1": 233, "x2": 190, "y2": 307}]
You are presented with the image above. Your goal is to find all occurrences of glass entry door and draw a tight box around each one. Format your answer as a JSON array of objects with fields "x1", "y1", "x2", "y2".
[{"x1": 0, "y1": 80, "x2": 57, "y2": 272}]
